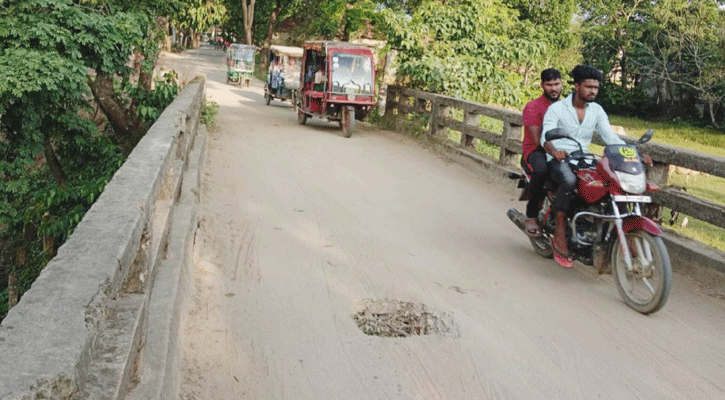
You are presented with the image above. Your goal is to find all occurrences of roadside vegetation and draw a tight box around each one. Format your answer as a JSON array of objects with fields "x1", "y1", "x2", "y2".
[{"x1": 0, "y1": 0, "x2": 180, "y2": 321}]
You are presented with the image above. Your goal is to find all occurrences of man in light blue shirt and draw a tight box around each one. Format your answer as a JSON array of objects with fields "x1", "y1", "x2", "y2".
[{"x1": 540, "y1": 65, "x2": 625, "y2": 267}]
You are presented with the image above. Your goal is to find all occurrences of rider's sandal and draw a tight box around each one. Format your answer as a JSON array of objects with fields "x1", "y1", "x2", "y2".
[
  {"x1": 551, "y1": 238, "x2": 573, "y2": 268},
  {"x1": 524, "y1": 218, "x2": 542, "y2": 237}
]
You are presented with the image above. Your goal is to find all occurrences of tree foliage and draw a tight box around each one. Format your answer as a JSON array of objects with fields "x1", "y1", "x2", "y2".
[
  {"x1": 0, "y1": 0, "x2": 175, "y2": 320},
  {"x1": 172, "y1": 0, "x2": 227, "y2": 46},
  {"x1": 381, "y1": 0, "x2": 577, "y2": 108},
  {"x1": 580, "y1": 0, "x2": 725, "y2": 127}
]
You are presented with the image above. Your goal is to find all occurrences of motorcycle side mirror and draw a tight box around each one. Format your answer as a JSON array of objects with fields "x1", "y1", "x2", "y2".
[
  {"x1": 544, "y1": 128, "x2": 572, "y2": 142},
  {"x1": 638, "y1": 129, "x2": 654, "y2": 144}
]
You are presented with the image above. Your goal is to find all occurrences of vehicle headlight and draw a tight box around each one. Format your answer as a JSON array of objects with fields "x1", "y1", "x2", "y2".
[{"x1": 615, "y1": 171, "x2": 646, "y2": 194}]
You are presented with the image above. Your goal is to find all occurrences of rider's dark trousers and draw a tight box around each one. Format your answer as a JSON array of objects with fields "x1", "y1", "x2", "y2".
[
  {"x1": 549, "y1": 159, "x2": 577, "y2": 212},
  {"x1": 525, "y1": 149, "x2": 548, "y2": 218}
]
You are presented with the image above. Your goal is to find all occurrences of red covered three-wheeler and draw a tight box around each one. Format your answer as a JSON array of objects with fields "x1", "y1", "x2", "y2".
[{"x1": 295, "y1": 41, "x2": 376, "y2": 138}]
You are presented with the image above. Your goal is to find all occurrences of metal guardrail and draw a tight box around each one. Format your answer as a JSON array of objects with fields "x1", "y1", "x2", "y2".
[{"x1": 385, "y1": 85, "x2": 725, "y2": 231}]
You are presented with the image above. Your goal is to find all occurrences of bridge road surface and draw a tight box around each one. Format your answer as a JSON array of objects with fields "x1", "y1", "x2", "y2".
[{"x1": 158, "y1": 48, "x2": 725, "y2": 400}]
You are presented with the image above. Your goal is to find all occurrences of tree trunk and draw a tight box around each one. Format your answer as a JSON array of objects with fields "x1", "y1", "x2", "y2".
[
  {"x1": 262, "y1": 2, "x2": 283, "y2": 69},
  {"x1": 334, "y1": 8, "x2": 347, "y2": 40},
  {"x1": 8, "y1": 269, "x2": 18, "y2": 309},
  {"x1": 44, "y1": 139, "x2": 67, "y2": 189},
  {"x1": 241, "y1": 0, "x2": 256, "y2": 45},
  {"x1": 9, "y1": 223, "x2": 34, "y2": 310},
  {"x1": 158, "y1": 16, "x2": 171, "y2": 52},
  {"x1": 139, "y1": 70, "x2": 153, "y2": 91},
  {"x1": 0, "y1": 235, "x2": 10, "y2": 310},
  {"x1": 709, "y1": 101, "x2": 721, "y2": 128},
  {"x1": 88, "y1": 73, "x2": 143, "y2": 154}
]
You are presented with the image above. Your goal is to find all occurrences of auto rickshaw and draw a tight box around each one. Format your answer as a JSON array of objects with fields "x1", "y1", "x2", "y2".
[
  {"x1": 264, "y1": 45, "x2": 304, "y2": 105},
  {"x1": 295, "y1": 41, "x2": 376, "y2": 138},
  {"x1": 226, "y1": 44, "x2": 256, "y2": 87}
]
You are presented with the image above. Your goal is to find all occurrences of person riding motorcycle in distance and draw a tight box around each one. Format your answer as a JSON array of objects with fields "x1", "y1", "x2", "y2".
[
  {"x1": 540, "y1": 64, "x2": 627, "y2": 268},
  {"x1": 521, "y1": 68, "x2": 562, "y2": 237}
]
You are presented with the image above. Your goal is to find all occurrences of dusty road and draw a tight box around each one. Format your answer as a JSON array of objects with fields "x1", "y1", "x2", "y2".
[{"x1": 159, "y1": 48, "x2": 725, "y2": 400}]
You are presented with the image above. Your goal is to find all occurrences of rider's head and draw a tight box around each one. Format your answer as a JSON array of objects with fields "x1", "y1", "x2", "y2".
[
  {"x1": 571, "y1": 65, "x2": 603, "y2": 103},
  {"x1": 540, "y1": 68, "x2": 562, "y2": 102}
]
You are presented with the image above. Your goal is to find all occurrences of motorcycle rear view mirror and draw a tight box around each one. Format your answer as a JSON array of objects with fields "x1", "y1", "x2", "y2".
[
  {"x1": 638, "y1": 129, "x2": 654, "y2": 144},
  {"x1": 544, "y1": 128, "x2": 572, "y2": 142}
]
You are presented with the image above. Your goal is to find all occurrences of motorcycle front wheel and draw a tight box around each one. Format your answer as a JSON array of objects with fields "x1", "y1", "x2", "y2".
[{"x1": 611, "y1": 230, "x2": 671, "y2": 314}]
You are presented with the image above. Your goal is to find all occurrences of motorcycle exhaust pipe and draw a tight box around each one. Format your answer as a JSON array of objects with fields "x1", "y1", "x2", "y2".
[{"x1": 507, "y1": 208, "x2": 527, "y2": 233}]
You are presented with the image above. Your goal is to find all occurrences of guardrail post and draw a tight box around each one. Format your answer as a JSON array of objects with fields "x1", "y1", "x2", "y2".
[
  {"x1": 415, "y1": 97, "x2": 426, "y2": 114},
  {"x1": 647, "y1": 162, "x2": 671, "y2": 187},
  {"x1": 643, "y1": 161, "x2": 671, "y2": 223},
  {"x1": 499, "y1": 121, "x2": 521, "y2": 165},
  {"x1": 400, "y1": 93, "x2": 410, "y2": 117},
  {"x1": 431, "y1": 98, "x2": 449, "y2": 137},
  {"x1": 462, "y1": 111, "x2": 480, "y2": 147},
  {"x1": 385, "y1": 86, "x2": 399, "y2": 116}
]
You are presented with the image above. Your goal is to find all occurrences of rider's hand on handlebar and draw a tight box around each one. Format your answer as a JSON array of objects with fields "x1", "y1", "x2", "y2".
[{"x1": 551, "y1": 150, "x2": 569, "y2": 162}]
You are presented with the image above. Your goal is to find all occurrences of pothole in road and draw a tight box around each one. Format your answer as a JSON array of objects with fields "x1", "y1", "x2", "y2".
[{"x1": 352, "y1": 299, "x2": 457, "y2": 338}]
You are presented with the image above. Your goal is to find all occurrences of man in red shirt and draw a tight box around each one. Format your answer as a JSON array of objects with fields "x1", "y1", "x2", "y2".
[{"x1": 521, "y1": 68, "x2": 562, "y2": 236}]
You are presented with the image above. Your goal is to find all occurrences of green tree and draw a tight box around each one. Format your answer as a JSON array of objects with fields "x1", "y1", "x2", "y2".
[
  {"x1": 0, "y1": 0, "x2": 173, "y2": 319},
  {"x1": 579, "y1": 0, "x2": 651, "y2": 88},
  {"x1": 380, "y1": 0, "x2": 576, "y2": 107},
  {"x1": 256, "y1": 0, "x2": 302, "y2": 65},
  {"x1": 630, "y1": 0, "x2": 725, "y2": 126},
  {"x1": 580, "y1": 0, "x2": 725, "y2": 126},
  {"x1": 173, "y1": 0, "x2": 227, "y2": 47},
  {"x1": 503, "y1": 0, "x2": 576, "y2": 51}
]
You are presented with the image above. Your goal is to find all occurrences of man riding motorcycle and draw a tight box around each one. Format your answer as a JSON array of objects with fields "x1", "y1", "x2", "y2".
[
  {"x1": 541, "y1": 65, "x2": 626, "y2": 267},
  {"x1": 521, "y1": 68, "x2": 562, "y2": 237}
]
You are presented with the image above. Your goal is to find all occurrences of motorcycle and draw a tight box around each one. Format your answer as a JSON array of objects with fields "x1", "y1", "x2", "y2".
[{"x1": 507, "y1": 128, "x2": 672, "y2": 314}]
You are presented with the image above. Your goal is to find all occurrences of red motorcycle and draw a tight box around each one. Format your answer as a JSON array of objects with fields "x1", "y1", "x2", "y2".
[{"x1": 507, "y1": 129, "x2": 671, "y2": 314}]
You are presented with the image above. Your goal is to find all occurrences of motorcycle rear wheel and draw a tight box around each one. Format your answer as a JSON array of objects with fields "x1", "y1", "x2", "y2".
[
  {"x1": 611, "y1": 230, "x2": 671, "y2": 314},
  {"x1": 531, "y1": 199, "x2": 553, "y2": 258},
  {"x1": 530, "y1": 236, "x2": 553, "y2": 258}
]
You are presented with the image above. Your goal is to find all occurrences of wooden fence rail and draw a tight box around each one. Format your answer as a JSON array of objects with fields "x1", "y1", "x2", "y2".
[{"x1": 385, "y1": 85, "x2": 725, "y2": 230}]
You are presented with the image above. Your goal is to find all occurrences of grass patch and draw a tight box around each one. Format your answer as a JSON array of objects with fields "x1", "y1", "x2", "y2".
[
  {"x1": 445, "y1": 114, "x2": 503, "y2": 159},
  {"x1": 201, "y1": 99, "x2": 220, "y2": 131},
  {"x1": 609, "y1": 115, "x2": 725, "y2": 157}
]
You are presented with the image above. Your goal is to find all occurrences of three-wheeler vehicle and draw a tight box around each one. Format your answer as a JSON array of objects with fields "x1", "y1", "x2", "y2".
[
  {"x1": 295, "y1": 41, "x2": 376, "y2": 138},
  {"x1": 226, "y1": 44, "x2": 256, "y2": 87},
  {"x1": 264, "y1": 45, "x2": 304, "y2": 105}
]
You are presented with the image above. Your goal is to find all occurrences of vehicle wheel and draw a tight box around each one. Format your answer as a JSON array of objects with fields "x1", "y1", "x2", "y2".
[
  {"x1": 530, "y1": 236, "x2": 553, "y2": 258},
  {"x1": 265, "y1": 91, "x2": 271, "y2": 105},
  {"x1": 297, "y1": 109, "x2": 308, "y2": 125},
  {"x1": 341, "y1": 106, "x2": 355, "y2": 138},
  {"x1": 611, "y1": 230, "x2": 671, "y2": 314},
  {"x1": 529, "y1": 201, "x2": 554, "y2": 258}
]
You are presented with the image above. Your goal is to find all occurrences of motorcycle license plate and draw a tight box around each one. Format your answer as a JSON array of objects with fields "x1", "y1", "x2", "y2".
[{"x1": 613, "y1": 195, "x2": 651, "y2": 203}]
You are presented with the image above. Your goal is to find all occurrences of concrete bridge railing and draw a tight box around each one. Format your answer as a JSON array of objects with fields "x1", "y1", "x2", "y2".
[
  {"x1": 385, "y1": 84, "x2": 725, "y2": 279},
  {"x1": 0, "y1": 76, "x2": 207, "y2": 399}
]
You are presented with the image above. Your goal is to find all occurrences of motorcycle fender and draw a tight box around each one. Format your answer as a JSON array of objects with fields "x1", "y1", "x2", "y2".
[{"x1": 622, "y1": 216, "x2": 662, "y2": 236}]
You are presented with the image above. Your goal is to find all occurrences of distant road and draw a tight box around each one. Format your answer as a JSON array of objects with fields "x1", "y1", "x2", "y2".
[{"x1": 159, "y1": 47, "x2": 725, "y2": 400}]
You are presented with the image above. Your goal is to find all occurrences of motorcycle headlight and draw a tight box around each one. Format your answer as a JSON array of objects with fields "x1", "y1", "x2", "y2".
[{"x1": 615, "y1": 171, "x2": 647, "y2": 194}]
